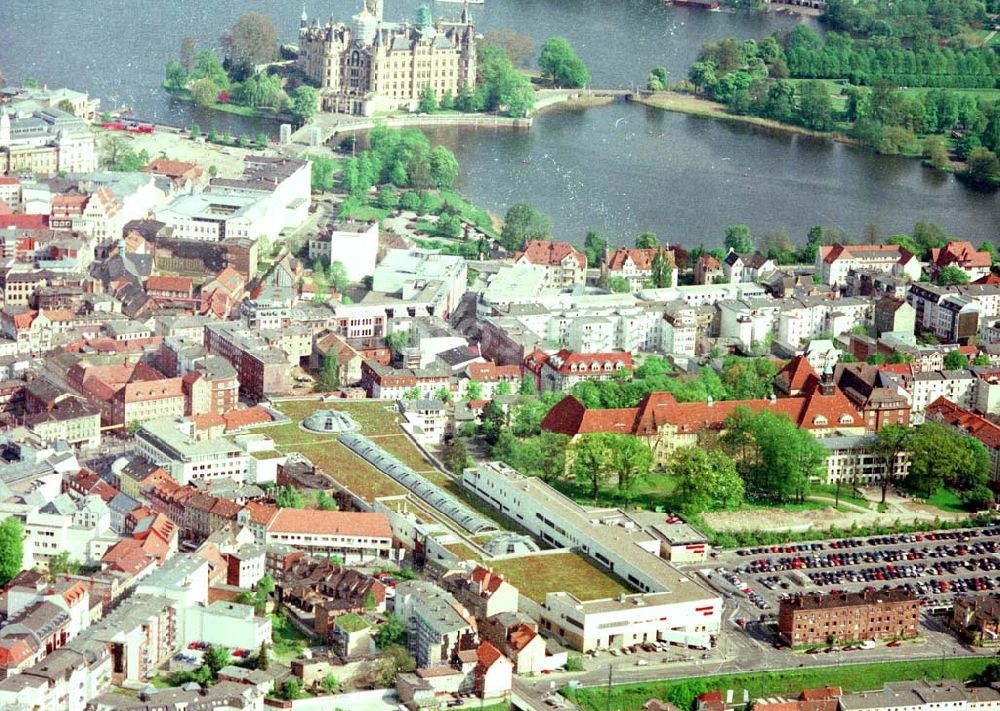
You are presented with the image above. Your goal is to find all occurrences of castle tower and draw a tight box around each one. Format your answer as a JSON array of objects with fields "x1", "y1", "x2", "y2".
[
  {"x1": 364, "y1": 0, "x2": 384, "y2": 22},
  {"x1": 300, "y1": 3, "x2": 308, "y2": 28}
]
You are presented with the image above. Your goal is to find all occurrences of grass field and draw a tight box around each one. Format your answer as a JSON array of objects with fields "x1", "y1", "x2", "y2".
[
  {"x1": 490, "y1": 552, "x2": 631, "y2": 603},
  {"x1": 270, "y1": 612, "x2": 311, "y2": 663},
  {"x1": 564, "y1": 657, "x2": 994, "y2": 711},
  {"x1": 926, "y1": 487, "x2": 969, "y2": 514},
  {"x1": 898, "y1": 87, "x2": 1000, "y2": 103},
  {"x1": 267, "y1": 399, "x2": 435, "y2": 501}
]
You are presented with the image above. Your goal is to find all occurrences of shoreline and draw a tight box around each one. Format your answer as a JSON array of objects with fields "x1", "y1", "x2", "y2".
[{"x1": 635, "y1": 91, "x2": 852, "y2": 143}]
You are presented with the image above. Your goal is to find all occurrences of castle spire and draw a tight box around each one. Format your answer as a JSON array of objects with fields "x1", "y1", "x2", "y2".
[{"x1": 300, "y1": 2, "x2": 308, "y2": 27}]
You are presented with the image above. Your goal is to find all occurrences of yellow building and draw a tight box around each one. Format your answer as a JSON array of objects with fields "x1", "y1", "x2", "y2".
[{"x1": 298, "y1": 0, "x2": 476, "y2": 116}]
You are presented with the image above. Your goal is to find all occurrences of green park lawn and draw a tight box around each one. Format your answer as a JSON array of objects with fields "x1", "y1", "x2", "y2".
[
  {"x1": 925, "y1": 487, "x2": 969, "y2": 514},
  {"x1": 490, "y1": 551, "x2": 631, "y2": 603},
  {"x1": 564, "y1": 657, "x2": 994, "y2": 711},
  {"x1": 270, "y1": 612, "x2": 312, "y2": 663}
]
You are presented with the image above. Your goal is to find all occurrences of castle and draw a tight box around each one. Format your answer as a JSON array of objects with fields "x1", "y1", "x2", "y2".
[{"x1": 297, "y1": 0, "x2": 477, "y2": 116}]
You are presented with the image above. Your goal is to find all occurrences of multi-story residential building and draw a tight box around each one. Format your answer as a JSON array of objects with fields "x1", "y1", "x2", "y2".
[
  {"x1": 373, "y1": 248, "x2": 467, "y2": 321},
  {"x1": 820, "y1": 433, "x2": 910, "y2": 485},
  {"x1": 926, "y1": 397, "x2": 1000, "y2": 481},
  {"x1": 778, "y1": 588, "x2": 920, "y2": 646},
  {"x1": 22, "y1": 395, "x2": 101, "y2": 448},
  {"x1": 929, "y1": 241, "x2": 993, "y2": 282},
  {"x1": 537, "y1": 349, "x2": 633, "y2": 392},
  {"x1": 874, "y1": 297, "x2": 916, "y2": 337},
  {"x1": 134, "y1": 417, "x2": 249, "y2": 486},
  {"x1": 360, "y1": 360, "x2": 451, "y2": 400},
  {"x1": 204, "y1": 321, "x2": 291, "y2": 400},
  {"x1": 298, "y1": 0, "x2": 476, "y2": 116},
  {"x1": 392, "y1": 580, "x2": 478, "y2": 668},
  {"x1": 602, "y1": 247, "x2": 678, "y2": 291},
  {"x1": 464, "y1": 361, "x2": 522, "y2": 399},
  {"x1": 723, "y1": 250, "x2": 776, "y2": 284},
  {"x1": 67, "y1": 360, "x2": 185, "y2": 430},
  {"x1": 512, "y1": 240, "x2": 586, "y2": 289},
  {"x1": 462, "y1": 462, "x2": 722, "y2": 650},
  {"x1": 443, "y1": 566, "x2": 519, "y2": 621},
  {"x1": 275, "y1": 557, "x2": 386, "y2": 640},
  {"x1": 239, "y1": 505, "x2": 396, "y2": 564},
  {"x1": 907, "y1": 282, "x2": 1000, "y2": 344},
  {"x1": 0, "y1": 641, "x2": 111, "y2": 711},
  {"x1": 694, "y1": 254, "x2": 724, "y2": 285},
  {"x1": 950, "y1": 594, "x2": 1000, "y2": 647},
  {"x1": 903, "y1": 369, "x2": 977, "y2": 418},
  {"x1": 833, "y1": 362, "x2": 911, "y2": 432},
  {"x1": 308, "y1": 220, "x2": 379, "y2": 282},
  {"x1": 660, "y1": 303, "x2": 701, "y2": 358},
  {"x1": 818, "y1": 244, "x2": 921, "y2": 288}
]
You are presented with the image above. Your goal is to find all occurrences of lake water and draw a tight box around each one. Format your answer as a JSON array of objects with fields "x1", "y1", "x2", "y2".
[{"x1": 2, "y1": 0, "x2": 997, "y2": 246}]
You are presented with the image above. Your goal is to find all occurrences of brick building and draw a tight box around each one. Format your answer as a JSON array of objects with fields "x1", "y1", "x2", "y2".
[{"x1": 778, "y1": 588, "x2": 920, "y2": 647}]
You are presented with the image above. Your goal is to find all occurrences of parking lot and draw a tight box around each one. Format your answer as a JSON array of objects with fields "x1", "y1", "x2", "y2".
[{"x1": 705, "y1": 524, "x2": 1000, "y2": 614}]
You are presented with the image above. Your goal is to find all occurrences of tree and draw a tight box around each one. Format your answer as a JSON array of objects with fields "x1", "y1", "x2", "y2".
[
  {"x1": 204, "y1": 645, "x2": 231, "y2": 674},
  {"x1": 418, "y1": 85, "x2": 437, "y2": 114},
  {"x1": 937, "y1": 265, "x2": 971, "y2": 286},
  {"x1": 519, "y1": 374, "x2": 536, "y2": 396},
  {"x1": 329, "y1": 261, "x2": 349, "y2": 292},
  {"x1": 635, "y1": 232, "x2": 659, "y2": 249},
  {"x1": 924, "y1": 136, "x2": 950, "y2": 170},
  {"x1": 364, "y1": 644, "x2": 416, "y2": 687},
  {"x1": 386, "y1": 331, "x2": 409, "y2": 356},
  {"x1": 606, "y1": 435, "x2": 653, "y2": 503},
  {"x1": 583, "y1": 230, "x2": 607, "y2": 267},
  {"x1": 315, "y1": 491, "x2": 338, "y2": 511},
  {"x1": 309, "y1": 154, "x2": 336, "y2": 193},
  {"x1": 980, "y1": 241, "x2": 999, "y2": 265},
  {"x1": 321, "y1": 673, "x2": 339, "y2": 693},
  {"x1": 538, "y1": 37, "x2": 590, "y2": 88},
  {"x1": 257, "y1": 641, "x2": 269, "y2": 670},
  {"x1": 292, "y1": 86, "x2": 320, "y2": 124},
  {"x1": 191, "y1": 49, "x2": 229, "y2": 87},
  {"x1": 943, "y1": 350, "x2": 969, "y2": 370},
  {"x1": 278, "y1": 679, "x2": 304, "y2": 701},
  {"x1": 651, "y1": 248, "x2": 674, "y2": 288},
  {"x1": 500, "y1": 203, "x2": 551, "y2": 251},
  {"x1": 569, "y1": 434, "x2": 612, "y2": 501},
  {"x1": 400, "y1": 191, "x2": 421, "y2": 212},
  {"x1": 47, "y1": 551, "x2": 77, "y2": 577},
  {"x1": 608, "y1": 276, "x2": 630, "y2": 293},
  {"x1": 966, "y1": 147, "x2": 1000, "y2": 184},
  {"x1": 798, "y1": 80, "x2": 834, "y2": 130},
  {"x1": 688, "y1": 61, "x2": 717, "y2": 95},
  {"x1": 442, "y1": 439, "x2": 470, "y2": 474},
  {"x1": 253, "y1": 573, "x2": 274, "y2": 613},
  {"x1": 668, "y1": 447, "x2": 745, "y2": 513},
  {"x1": 647, "y1": 67, "x2": 669, "y2": 91},
  {"x1": 189, "y1": 78, "x2": 219, "y2": 106},
  {"x1": 435, "y1": 386, "x2": 452, "y2": 402},
  {"x1": 164, "y1": 60, "x2": 187, "y2": 90},
  {"x1": 377, "y1": 184, "x2": 399, "y2": 210},
  {"x1": 873, "y1": 424, "x2": 912, "y2": 504},
  {"x1": 375, "y1": 614, "x2": 407, "y2": 648},
  {"x1": 222, "y1": 13, "x2": 277, "y2": 79},
  {"x1": 429, "y1": 145, "x2": 459, "y2": 189},
  {"x1": 180, "y1": 36, "x2": 198, "y2": 73},
  {"x1": 190, "y1": 124, "x2": 202, "y2": 140},
  {"x1": 127, "y1": 420, "x2": 143, "y2": 436},
  {"x1": 275, "y1": 486, "x2": 305, "y2": 508},
  {"x1": 496, "y1": 380, "x2": 513, "y2": 396},
  {"x1": 905, "y1": 421, "x2": 987, "y2": 498},
  {"x1": 482, "y1": 30, "x2": 535, "y2": 67},
  {"x1": 724, "y1": 224, "x2": 754, "y2": 254}
]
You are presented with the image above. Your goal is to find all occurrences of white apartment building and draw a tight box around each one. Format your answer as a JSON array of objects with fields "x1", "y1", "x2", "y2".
[
  {"x1": 818, "y1": 244, "x2": 921, "y2": 287},
  {"x1": 240, "y1": 507, "x2": 397, "y2": 565},
  {"x1": 462, "y1": 462, "x2": 721, "y2": 651},
  {"x1": 308, "y1": 220, "x2": 379, "y2": 282},
  {"x1": 134, "y1": 417, "x2": 249, "y2": 485},
  {"x1": 2, "y1": 496, "x2": 119, "y2": 567},
  {"x1": 821, "y1": 434, "x2": 910, "y2": 485},
  {"x1": 904, "y1": 369, "x2": 977, "y2": 419},
  {"x1": 839, "y1": 680, "x2": 1000, "y2": 711}
]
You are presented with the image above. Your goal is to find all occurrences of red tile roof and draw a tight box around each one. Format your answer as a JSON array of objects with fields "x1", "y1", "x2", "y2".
[
  {"x1": 0, "y1": 215, "x2": 47, "y2": 230},
  {"x1": 146, "y1": 275, "x2": 193, "y2": 294},
  {"x1": 267, "y1": 509, "x2": 392, "y2": 539},
  {"x1": 926, "y1": 397, "x2": 1000, "y2": 450},
  {"x1": 606, "y1": 247, "x2": 675, "y2": 272},
  {"x1": 223, "y1": 406, "x2": 273, "y2": 432},
  {"x1": 545, "y1": 349, "x2": 633, "y2": 375},
  {"x1": 821, "y1": 244, "x2": 913, "y2": 265},
  {"x1": 543, "y1": 376, "x2": 862, "y2": 437},
  {"x1": 508, "y1": 623, "x2": 538, "y2": 652},
  {"x1": 467, "y1": 362, "x2": 522, "y2": 383},
  {"x1": 930, "y1": 241, "x2": 991, "y2": 270},
  {"x1": 476, "y1": 640, "x2": 506, "y2": 670},
  {"x1": 775, "y1": 356, "x2": 817, "y2": 394},
  {"x1": 514, "y1": 240, "x2": 586, "y2": 270},
  {"x1": 145, "y1": 159, "x2": 202, "y2": 179}
]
